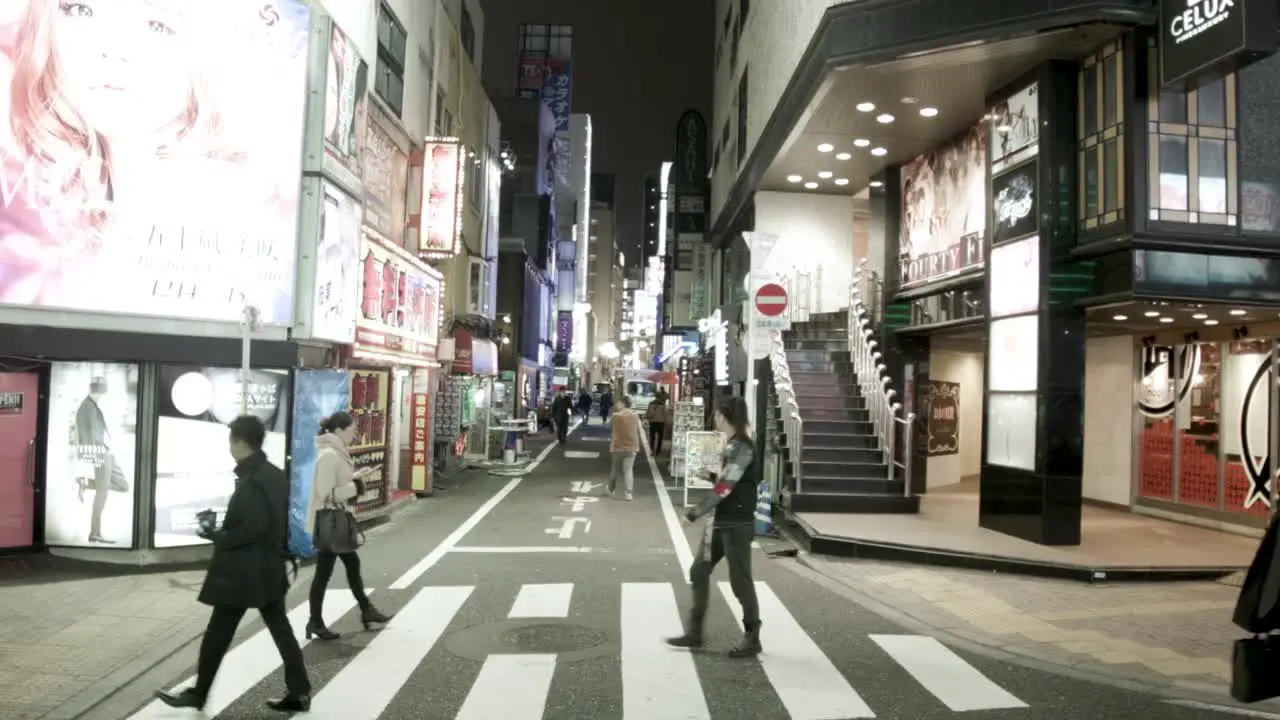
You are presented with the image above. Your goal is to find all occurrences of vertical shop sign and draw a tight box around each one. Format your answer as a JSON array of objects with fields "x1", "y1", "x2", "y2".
[
  {"x1": 517, "y1": 56, "x2": 547, "y2": 96},
  {"x1": 540, "y1": 60, "x2": 573, "y2": 132},
  {"x1": 556, "y1": 310, "x2": 573, "y2": 353},
  {"x1": 409, "y1": 383, "x2": 432, "y2": 494},
  {"x1": 924, "y1": 381, "x2": 960, "y2": 456},
  {"x1": 414, "y1": 139, "x2": 465, "y2": 257}
]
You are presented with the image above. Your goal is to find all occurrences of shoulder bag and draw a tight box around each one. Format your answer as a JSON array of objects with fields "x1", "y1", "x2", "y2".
[{"x1": 313, "y1": 455, "x2": 365, "y2": 554}]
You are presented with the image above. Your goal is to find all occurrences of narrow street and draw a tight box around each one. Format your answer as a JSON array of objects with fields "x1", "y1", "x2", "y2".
[{"x1": 87, "y1": 421, "x2": 1262, "y2": 720}]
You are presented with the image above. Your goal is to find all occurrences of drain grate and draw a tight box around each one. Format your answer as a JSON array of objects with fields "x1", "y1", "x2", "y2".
[{"x1": 501, "y1": 623, "x2": 607, "y2": 653}]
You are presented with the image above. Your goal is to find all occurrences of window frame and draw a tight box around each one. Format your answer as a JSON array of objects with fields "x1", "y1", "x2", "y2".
[
  {"x1": 1078, "y1": 40, "x2": 1126, "y2": 231},
  {"x1": 469, "y1": 146, "x2": 484, "y2": 208},
  {"x1": 375, "y1": 3, "x2": 408, "y2": 117},
  {"x1": 460, "y1": 7, "x2": 476, "y2": 62},
  {"x1": 468, "y1": 257, "x2": 487, "y2": 314}
]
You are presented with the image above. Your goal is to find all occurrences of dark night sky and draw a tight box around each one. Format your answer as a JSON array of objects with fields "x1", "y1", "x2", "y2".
[{"x1": 479, "y1": 0, "x2": 713, "y2": 269}]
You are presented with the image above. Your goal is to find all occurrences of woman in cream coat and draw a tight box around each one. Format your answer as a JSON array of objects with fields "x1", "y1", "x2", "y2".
[{"x1": 305, "y1": 411, "x2": 391, "y2": 640}]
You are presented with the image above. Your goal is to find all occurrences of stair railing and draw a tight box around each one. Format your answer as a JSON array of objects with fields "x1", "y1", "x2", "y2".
[
  {"x1": 768, "y1": 331, "x2": 804, "y2": 494},
  {"x1": 849, "y1": 260, "x2": 916, "y2": 494},
  {"x1": 778, "y1": 265, "x2": 824, "y2": 323}
]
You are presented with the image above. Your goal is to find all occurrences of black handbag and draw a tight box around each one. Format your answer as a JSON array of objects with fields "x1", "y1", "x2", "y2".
[
  {"x1": 1232, "y1": 634, "x2": 1280, "y2": 703},
  {"x1": 313, "y1": 491, "x2": 364, "y2": 554}
]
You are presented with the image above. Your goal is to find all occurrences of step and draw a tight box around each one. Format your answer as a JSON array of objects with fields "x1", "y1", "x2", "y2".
[
  {"x1": 798, "y1": 407, "x2": 870, "y2": 422},
  {"x1": 800, "y1": 460, "x2": 888, "y2": 480},
  {"x1": 784, "y1": 491, "x2": 921, "y2": 514},
  {"x1": 786, "y1": 338, "x2": 849, "y2": 352},
  {"x1": 799, "y1": 446, "x2": 883, "y2": 464},
  {"x1": 801, "y1": 431, "x2": 879, "y2": 450},
  {"x1": 805, "y1": 419, "x2": 874, "y2": 435},
  {"x1": 784, "y1": 328, "x2": 849, "y2": 341},
  {"x1": 787, "y1": 360, "x2": 855, "y2": 374},
  {"x1": 797, "y1": 475, "x2": 903, "y2": 494},
  {"x1": 792, "y1": 394, "x2": 866, "y2": 412},
  {"x1": 786, "y1": 349, "x2": 851, "y2": 364}
]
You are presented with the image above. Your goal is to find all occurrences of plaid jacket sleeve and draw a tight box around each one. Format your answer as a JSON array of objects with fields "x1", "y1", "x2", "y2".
[{"x1": 690, "y1": 439, "x2": 753, "y2": 519}]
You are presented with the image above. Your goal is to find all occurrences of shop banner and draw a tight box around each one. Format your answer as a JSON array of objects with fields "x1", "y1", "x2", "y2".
[
  {"x1": 288, "y1": 369, "x2": 351, "y2": 558},
  {"x1": 349, "y1": 368, "x2": 390, "y2": 512},
  {"x1": 310, "y1": 180, "x2": 363, "y2": 343},
  {"x1": 154, "y1": 366, "x2": 290, "y2": 548},
  {"x1": 356, "y1": 233, "x2": 442, "y2": 365},
  {"x1": 409, "y1": 374, "x2": 433, "y2": 494},
  {"x1": 362, "y1": 117, "x2": 410, "y2": 245},
  {"x1": 322, "y1": 21, "x2": 368, "y2": 189},
  {"x1": 44, "y1": 362, "x2": 139, "y2": 548},
  {"x1": 924, "y1": 380, "x2": 960, "y2": 456},
  {"x1": 417, "y1": 139, "x2": 465, "y2": 256}
]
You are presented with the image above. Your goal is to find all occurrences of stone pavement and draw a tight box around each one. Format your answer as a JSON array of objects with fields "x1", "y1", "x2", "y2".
[{"x1": 799, "y1": 553, "x2": 1246, "y2": 698}]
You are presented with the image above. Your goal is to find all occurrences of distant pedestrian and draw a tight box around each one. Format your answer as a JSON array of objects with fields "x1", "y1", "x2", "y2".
[
  {"x1": 608, "y1": 396, "x2": 642, "y2": 501},
  {"x1": 645, "y1": 394, "x2": 668, "y2": 454},
  {"x1": 551, "y1": 390, "x2": 572, "y2": 444},
  {"x1": 155, "y1": 416, "x2": 311, "y2": 712},
  {"x1": 667, "y1": 395, "x2": 762, "y2": 658},
  {"x1": 599, "y1": 389, "x2": 613, "y2": 422}
]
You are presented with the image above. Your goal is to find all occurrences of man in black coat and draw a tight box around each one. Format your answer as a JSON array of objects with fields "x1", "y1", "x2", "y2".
[
  {"x1": 155, "y1": 415, "x2": 311, "y2": 713},
  {"x1": 551, "y1": 390, "x2": 572, "y2": 444}
]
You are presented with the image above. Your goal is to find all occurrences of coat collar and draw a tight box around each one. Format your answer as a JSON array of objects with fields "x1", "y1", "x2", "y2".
[{"x1": 234, "y1": 450, "x2": 268, "y2": 479}]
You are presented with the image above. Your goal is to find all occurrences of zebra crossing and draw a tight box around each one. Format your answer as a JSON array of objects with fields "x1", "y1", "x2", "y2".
[{"x1": 126, "y1": 580, "x2": 1030, "y2": 719}]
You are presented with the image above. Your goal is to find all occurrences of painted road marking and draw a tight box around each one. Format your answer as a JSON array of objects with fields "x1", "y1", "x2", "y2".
[
  {"x1": 621, "y1": 582, "x2": 710, "y2": 720},
  {"x1": 455, "y1": 654, "x2": 557, "y2": 720},
  {"x1": 642, "y1": 431, "x2": 693, "y2": 582},
  {"x1": 307, "y1": 586, "x2": 473, "y2": 719},
  {"x1": 870, "y1": 634, "x2": 1027, "y2": 712},
  {"x1": 1166, "y1": 699, "x2": 1280, "y2": 718},
  {"x1": 720, "y1": 582, "x2": 875, "y2": 719},
  {"x1": 563, "y1": 450, "x2": 601, "y2": 459},
  {"x1": 129, "y1": 589, "x2": 365, "y2": 719},
  {"x1": 508, "y1": 583, "x2": 574, "y2": 618},
  {"x1": 451, "y1": 545, "x2": 595, "y2": 553}
]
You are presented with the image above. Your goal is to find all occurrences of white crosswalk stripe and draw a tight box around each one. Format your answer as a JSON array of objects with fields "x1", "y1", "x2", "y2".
[{"x1": 130, "y1": 580, "x2": 1028, "y2": 719}]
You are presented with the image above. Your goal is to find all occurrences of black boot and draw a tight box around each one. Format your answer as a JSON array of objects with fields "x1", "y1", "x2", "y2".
[
  {"x1": 361, "y1": 604, "x2": 393, "y2": 629},
  {"x1": 666, "y1": 616, "x2": 704, "y2": 649},
  {"x1": 265, "y1": 694, "x2": 311, "y2": 712},
  {"x1": 305, "y1": 619, "x2": 339, "y2": 640},
  {"x1": 155, "y1": 687, "x2": 206, "y2": 710},
  {"x1": 727, "y1": 620, "x2": 763, "y2": 658}
]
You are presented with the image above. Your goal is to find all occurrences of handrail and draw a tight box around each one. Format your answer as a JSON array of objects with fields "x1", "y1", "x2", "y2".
[
  {"x1": 768, "y1": 331, "x2": 804, "y2": 494},
  {"x1": 849, "y1": 260, "x2": 916, "y2": 494}
]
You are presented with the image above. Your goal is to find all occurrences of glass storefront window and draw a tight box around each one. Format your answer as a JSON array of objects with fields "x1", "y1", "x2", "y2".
[
  {"x1": 1137, "y1": 346, "x2": 1175, "y2": 501},
  {"x1": 1222, "y1": 340, "x2": 1273, "y2": 517},
  {"x1": 1174, "y1": 343, "x2": 1219, "y2": 508}
]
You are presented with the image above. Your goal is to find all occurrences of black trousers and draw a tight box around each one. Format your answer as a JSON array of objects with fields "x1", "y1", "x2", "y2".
[
  {"x1": 197, "y1": 602, "x2": 310, "y2": 696},
  {"x1": 310, "y1": 551, "x2": 370, "y2": 621},
  {"x1": 555, "y1": 418, "x2": 568, "y2": 444},
  {"x1": 688, "y1": 523, "x2": 759, "y2": 632},
  {"x1": 648, "y1": 422, "x2": 666, "y2": 454}
]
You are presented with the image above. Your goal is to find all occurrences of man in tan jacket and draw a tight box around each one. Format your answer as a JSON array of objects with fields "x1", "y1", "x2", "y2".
[{"x1": 609, "y1": 396, "x2": 643, "y2": 500}]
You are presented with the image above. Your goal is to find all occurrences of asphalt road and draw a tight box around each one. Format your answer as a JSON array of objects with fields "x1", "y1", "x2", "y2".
[{"x1": 98, "y1": 419, "x2": 1267, "y2": 720}]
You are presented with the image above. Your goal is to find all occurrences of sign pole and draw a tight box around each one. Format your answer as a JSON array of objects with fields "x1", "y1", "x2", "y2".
[{"x1": 240, "y1": 305, "x2": 260, "y2": 414}]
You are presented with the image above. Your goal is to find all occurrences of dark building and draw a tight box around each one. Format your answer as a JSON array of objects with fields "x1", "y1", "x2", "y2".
[
  {"x1": 591, "y1": 173, "x2": 616, "y2": 210},
  {"x1": 495, "y1": 241, "x2": 553, "y2": 412},
  {"x1": 641, "y1": 175, "x2": 659, "y2": 260}
]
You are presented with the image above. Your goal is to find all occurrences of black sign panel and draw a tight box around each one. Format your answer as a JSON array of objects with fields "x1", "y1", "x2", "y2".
[
  {"x1": 991, "y1": 160, "x2": 1038, "y2": 246},
  {"x1": 674, "y1": 110, "x2": 708, "y2": 192},
  {"x1": 924, "y1": 381, "x2": 959, "y2": 456},
  {"x1": 1160, "y1": 0, "x2": 1279, "y2": 88}
]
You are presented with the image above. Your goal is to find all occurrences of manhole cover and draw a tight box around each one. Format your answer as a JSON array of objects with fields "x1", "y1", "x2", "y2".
[{"x1": 502, "y1": 623, "x2": 606, "y2": 653}]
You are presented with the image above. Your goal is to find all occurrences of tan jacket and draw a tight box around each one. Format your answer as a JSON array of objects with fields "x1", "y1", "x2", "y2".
[
  {"x1": 305, "y1": 433, "x2": 358, "y2": 535},
  {"x1": 646, "y1": 400, "x2": 668, "y2": 423},
  {"x1": 610, "y1": 408, "x2": 643, "y2": 453}
]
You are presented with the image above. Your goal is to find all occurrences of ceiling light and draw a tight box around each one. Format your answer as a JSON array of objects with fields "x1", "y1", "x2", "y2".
[
  {"x1": 835, "y1": 152, "x2": 852, "y2": 160},
  {"x1": 1192, "y1": 313, "x2": 1208, "y2": 319},
  {"x1": 786, "y1": 174, "x2": 802, "y2": 183},
  {"x1": 818, "y1": 171, "x2": 833, "y2": 179},
  {"x1": 901, "y1": 96, "x2": 919, "y2": 104},
  {"x1": 834, "y1": 178, "x2": 849, "y2": 186},
  {"x1": 871, "y1": 147, "x2": 887, "y2": 156},
  {"x1": 1205, "y1": 319, "x2": 1220, "y2": 326},
  {"x1": 869, "y1": 180, "x2": 884, "y2": 188},
  {"x1": 854, "y1": 138, "x2": 871, "y2": 147},
  {"x1": 1112, "y1": 314, "x2": 1128, "y2": 321},
  {"x1": 856, "y1": 102, "x2": 875, "y2": 112},
  {"x1": 804, "y1": 181, "x2": 819, "y2": 189},
  {"x1": 876, "y1": 114, "x2": 895, "y2": 124},
  {"x1": 1143, "y1": 311, "x2": 1160, "y2": 317},
  {"x1": 1159, "y1": 317, "x2": 1174, "y2": 323},
  {"x1": 1230, "y1": 309, "x2": 1246, "y2": 315},
  {"x1": 919, "y1": 107, "x2": 939, "y2": 117},
  {"x1": 996, "y1": 124, "x2": 1012, "y2": 133},
  {"x1": 817, "y1": 143, "x2": 834, "y2": 153}
]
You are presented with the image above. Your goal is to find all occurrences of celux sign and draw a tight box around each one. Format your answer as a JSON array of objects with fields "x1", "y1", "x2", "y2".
[
  {"x1": 1160, "y1": 0, "x2": 1278, "y2": 88},
  {"x1": 1169, "y1": 0, "x2": 1234, "y2": 45}
]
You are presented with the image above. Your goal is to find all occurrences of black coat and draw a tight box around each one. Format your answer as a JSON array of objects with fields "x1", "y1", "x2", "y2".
[
  {"x1": 198, "y1": 452, "x2": 292, "y2": 609},
  {"x1": 1234, "y1": 515, "x2": 1280, "y2": 634}
]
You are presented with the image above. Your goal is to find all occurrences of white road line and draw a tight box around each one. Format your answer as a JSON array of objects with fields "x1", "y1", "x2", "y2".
[
  {"x1": 869, "y1": 634, "x2": 1027, "y2": 712},
  {"x1": 451, "y1": 546, "x2": 595, "y2": 553},
  {"x1": 128, "y1": 589, "x2": 365, "y2": 719},
  {"x1": 621, "y1": 583, "x2": 710, "y2": 720},
  {"x1": 455, "y1": 654, "x2": 557, "y2": 720},
  {"x1": 1166, "y1": 699, "x2": 1280, "y2": 718},
  {"x1": 720, "y1": 582, "x2": 875, "y2": 719},
  {"x1": 563, "y1": 450, "x2": 601, "y2": 459},
  {"x1": 508, "y1": 583, "x2": 574, "y2": 618},
  {"x1": 307, "y1": 585, "x2": 473, "y2": 719},
  {"x1": 642, "y1": 431, "x2": 693, "y2": 582}
]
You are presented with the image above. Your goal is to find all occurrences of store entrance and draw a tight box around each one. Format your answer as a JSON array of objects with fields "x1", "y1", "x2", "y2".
[{"x1": 0, "y1": 372, "x2": 39, "y2": 548}]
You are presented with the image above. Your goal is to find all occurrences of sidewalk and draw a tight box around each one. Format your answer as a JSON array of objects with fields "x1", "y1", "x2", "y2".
[{"x1": 799, "y1": 553, "x2": 1247, "y2": 699}]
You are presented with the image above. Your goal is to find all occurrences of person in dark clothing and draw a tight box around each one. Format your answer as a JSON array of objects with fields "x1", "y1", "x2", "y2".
[
  {"x1": 599, "y1": 390, "x2": 613, "y2": 422},
  {"x1": 155, "y1": 416, "x2": 311, "y2": 713},
  {"x1": 645, "y1": 396, "x2": 669, "y2": 454},
  {"x1": 551, "y1": 390, "x2": 572, "y2": 444},
  {"x1": 667, "y1": 396, "x2": 762, "y2": 658},
  {"x1": 576, "y1": 389, "x2": 592, "y2": 421},
  {"x1": 74, "y1": 378, "x2": 126, "y2": 543}
]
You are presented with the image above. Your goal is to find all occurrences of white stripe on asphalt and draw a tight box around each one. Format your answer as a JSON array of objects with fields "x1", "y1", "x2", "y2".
[
  {"x1": 563, "y1": 450, "x2": 601, "y2": 459},
  {"x1": 621, "y1": 582, "x2": 710, "y2": 720},
  {"x1": 1166, "y1": 699, "x2": 1280, "y2": 718},
  {"x1": 451, "y1": 546, "x2": 595, "y2": 553},
  {"x1": 508, "y1": 583, "x2": 574, "y2": 618},
  {"x1": 719, "y1": 582, "x2": 875, "y2": 719},
  {"x1": 642, "y1": 431, "x2": 694, "y2": 583},
  {"x1": 455, "y1": 654, "x2": 557, "y2": 720},
  {"x1": 129, "y1": 589, "x2": 365, "y2": 719},
  {"x1": 869, "y1": 634, "x2": 1027, "y2": 712},
  {"x1": 307, "y1": 586, "x2": 473, "y2": 719}
]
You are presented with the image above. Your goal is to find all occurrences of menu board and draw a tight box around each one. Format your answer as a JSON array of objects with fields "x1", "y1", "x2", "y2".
[
  {"x1": 668, "y1": 401, "x2": 704, "y2": 478},
  {"x1": 683, "y1": 432, "x2": 724, "y2": 487}
]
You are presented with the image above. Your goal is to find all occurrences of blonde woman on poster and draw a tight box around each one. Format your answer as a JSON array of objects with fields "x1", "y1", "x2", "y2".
[{"x1": 0, "y1": 1, "x2": 309, "y2": 324}]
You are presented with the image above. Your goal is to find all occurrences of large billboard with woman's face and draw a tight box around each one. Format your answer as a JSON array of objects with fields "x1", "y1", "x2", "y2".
[
  {"x1": 0, "y1": 1, "x2": 311, "y2": 325},
  {"x1": 899, "y1": 125, "x2": 988, "y2": 289}
]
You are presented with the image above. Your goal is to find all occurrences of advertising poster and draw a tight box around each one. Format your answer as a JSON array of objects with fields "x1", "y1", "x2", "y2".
[
  {"x1": 899, "y1": 124, "x2": 987, "y2": 288},
  {"x1": 363, "y1": 120, "x2": 409, "y2": 244},
  {"x1": 924, "y1": 381, "x2": 960, "y2": 456},
  {"x1": 323, "y1": 21, "x2": 368, "y2": 186},
  {"x1": 989, "y1": 238, "x2": 1040, "y2": 319},
  {"x1": 0, "y1": 1, "x2": 311, "y2": 325},
  {"x1": 356, "y1": 234, "x2": 442, "y2": 362},
  {"x1": 288, "y1": 369, "x2": 350, "y2": 558},
  {"x1": 420, "y1": 140, "x2": 464, "y2": 255},
  {"x1": 669, "y1": 401, "x2": 704, "y2": 478},
  {"x1": 990, "y1": 84, "x2": 1039, "y2": 173},
  {"x1": 988, "y1": 315, "x2": 1040, "y2": 393},
  {"x1": 44, "y1": 362, "x2": 138, "y2": 547},
  {"x1": 349, "y1": 368, "x2": 389, "y2": 512},
  {"x1": 409, "y1": 375, "x2": 433, "y2": 494},
  {"x1": 154, "y1": 365, "x2": 290, "y2": 547},
  {"x1": 312, "y1": 181, "x2": 362, "y2": 343},
  {"x1": 991, "y1": 160, "x2": 1038, "y2": 245}
]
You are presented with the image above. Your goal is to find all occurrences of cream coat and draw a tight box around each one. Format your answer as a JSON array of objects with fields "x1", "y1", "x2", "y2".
[
  {"x1": 305, "y1": 433, "x2": 359, "y2": 535},
  {"x1": 610, "y1": 408, "x2": 643, "y2": 453}
]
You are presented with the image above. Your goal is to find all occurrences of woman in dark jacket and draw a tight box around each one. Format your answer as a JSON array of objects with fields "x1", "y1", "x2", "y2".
[{"x1": 667, "y1": 396, "x2": 762, "y2": 658}]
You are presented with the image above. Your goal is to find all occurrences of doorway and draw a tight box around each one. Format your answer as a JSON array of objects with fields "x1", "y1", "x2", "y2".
[{"x1": 0, "y1": 372, "x2": 39, "y2": 548}]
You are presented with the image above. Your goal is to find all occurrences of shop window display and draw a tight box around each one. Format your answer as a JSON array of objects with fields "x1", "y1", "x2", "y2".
[
  {"x1": 1137, "y1": 345, "x2": 1176, "y2": 501},
  {"x1": 1174, "y1": 343, "x2": 1220, "y2": 508},
  {"x1": 1222, "y1": 341, "x2": 1272, "y2": 517}
]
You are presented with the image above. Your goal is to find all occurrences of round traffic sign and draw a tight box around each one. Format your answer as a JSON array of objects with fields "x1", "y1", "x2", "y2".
[{"x1": 755, "y1": 283, "x2": 788, "y2": 317}]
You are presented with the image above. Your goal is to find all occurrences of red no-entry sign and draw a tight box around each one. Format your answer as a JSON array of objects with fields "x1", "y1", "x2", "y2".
[{"x1": 755, "y1": 283, "x2": 788, "y2": 317}]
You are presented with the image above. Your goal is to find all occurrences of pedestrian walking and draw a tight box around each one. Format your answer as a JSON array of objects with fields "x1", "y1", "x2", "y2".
[
  {"x1": 551, "y1": 390, "x2": 572, "y2": 444},
  {"x1": 599, "y1": 389, "x2": 613, "y2": 423},
  {"x1": 667, "y1": 395, "x2": 762, "y2": 658},
  {"x1": 304, "y1": 411, "x2": 392, "y2": 640},
  {"x1": 155, "y1": 416, "x2": 311, "y2": 712},
  {"x1": 645, "y1": 394, "x2": 668, "y2": 454},
  {"x1": 608, "y1": 396, "x2": 642, "y2": 501}
]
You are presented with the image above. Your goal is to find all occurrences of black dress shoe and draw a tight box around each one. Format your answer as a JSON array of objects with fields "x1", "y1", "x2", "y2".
[
  {"x1": 266, "y1": 694, "x2": 311, "y2": 712},
  {"x1": 154, "y1": 687, "x2": 206, "y2": 710},
  {"x1": 665, "y1": 633, "x2": 704, "y2": 649}
]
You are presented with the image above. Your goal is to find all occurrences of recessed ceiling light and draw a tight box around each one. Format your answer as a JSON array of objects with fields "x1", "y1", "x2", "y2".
[
  {"x1": 1230, "y1": 308, "x2": 1247, "y2": 315},
  {"x1": 1192, "y1": 313, "x2": 1208, "y2": 319},
  {"x1": 1112, "y1": 314, "x2": 1128, "y2": 321},
  {"x1": 901, "y1": 96, "x2": 918, "y2": 104},
  {"x1": 1159, "y1": 317, "x2": 1174, "y2": 323},
  {"x1": 1143, "y1": 311, "x2": 1160, "y2": 317},
  {"x1": 1205, "y1": 319, "x2": 1220, "y2": 326},
  {"x1": 919, "y1": 107, "x2": 939, "y2": 117},
  {"x1": 869, "y1": 180, "x2": 884, "y2": 188},
  {"x1": 835, "y1": 152, "x2": 852, "y2": 160},
  {"x1": 834, "y1": 178, "x2": 849, "y2": 186},
  {"x1": 818, "y1": 171, "x2": 833, "y2": 179},
  {"x1": 817, "y1": 143, "x2": 834, "y2": 153},
  {"x1": 876, "y1": 114, "x2": 895, "y2": 124},
  {"x1": 871, "y1": 147, "x2": 887, "y2": 156},
  {"x1": 786, "y1": 175, "x2": 802, "y2": 183},
  {"x1": 804, "y1": 181, "x2": 819, "y2": 189},
  {"x1": 856, "y1": 102, "x2": 875, "y2": 112},
  {"x1": 853, "y1": 138, "x2": 871, "y2": 147}
]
